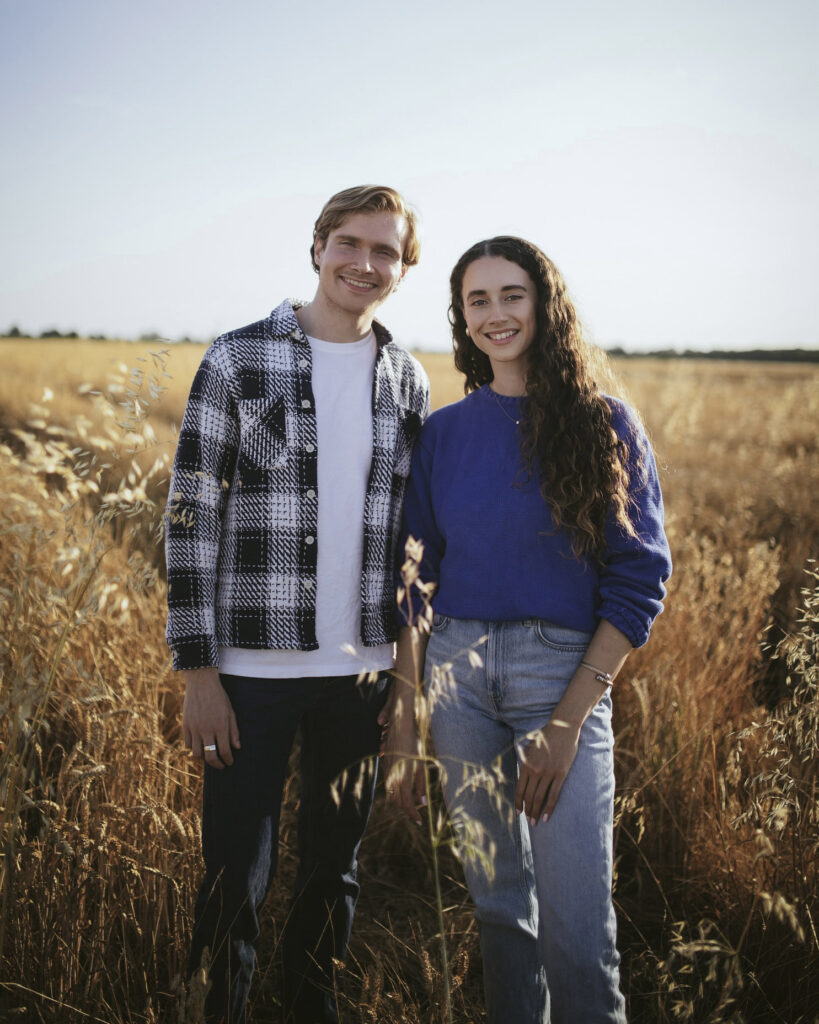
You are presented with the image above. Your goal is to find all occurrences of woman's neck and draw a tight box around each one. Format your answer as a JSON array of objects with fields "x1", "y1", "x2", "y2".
[{"x1": 488, "y1": 363, "x2": 527, "y2": 397}]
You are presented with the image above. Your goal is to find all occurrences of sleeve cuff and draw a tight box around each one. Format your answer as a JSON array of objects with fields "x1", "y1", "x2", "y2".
[
  {"x1": 170, "y1": 636, "x2": 220, "y2": 672},
  {"x1": 599, "y1": 607, "x2": 651, "y2": 649}
]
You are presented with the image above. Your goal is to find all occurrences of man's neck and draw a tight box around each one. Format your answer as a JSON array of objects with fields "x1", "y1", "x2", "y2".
[{"x1": 296, "y1": 293, "x2": 375, "y2": 344}]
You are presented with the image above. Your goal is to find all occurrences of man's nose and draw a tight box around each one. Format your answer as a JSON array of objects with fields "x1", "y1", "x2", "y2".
[{"x1": 352, "y1": 250, "x2": 373, "y2": 272}]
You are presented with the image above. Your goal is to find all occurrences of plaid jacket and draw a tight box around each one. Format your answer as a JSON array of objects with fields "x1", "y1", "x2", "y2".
[{"x1": 165, "y1": 299, "x2": 430, "y2": 671}]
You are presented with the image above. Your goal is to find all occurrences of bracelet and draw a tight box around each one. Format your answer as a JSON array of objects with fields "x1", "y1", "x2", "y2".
[{"x1": 580, "y1": 661, "x2": 614, "y2": 687}]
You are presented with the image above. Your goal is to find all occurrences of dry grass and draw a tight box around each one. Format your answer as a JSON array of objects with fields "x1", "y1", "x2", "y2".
[{"x1": 1, "y1": 337, "x2": 818, "y2": 1022}]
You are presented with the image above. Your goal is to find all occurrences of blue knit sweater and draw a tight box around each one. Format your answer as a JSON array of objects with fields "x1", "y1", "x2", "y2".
[{"x1": 400, "y1": 386, "x2": 671, "y2": 648}]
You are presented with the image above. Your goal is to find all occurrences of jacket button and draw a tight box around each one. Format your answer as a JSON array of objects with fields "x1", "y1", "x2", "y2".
[
  {"x1": 299, "y1": 358, "x2": 308, "y2": 369},
  {"x1": 301, "y1": 399, "x2": 311, "y2": 409},
  {"x1": 306, "y1": 536, "x2": 315, "y2": 545},
  {"x1": 306, "y1": 489, "x2": 316, "y2": 498},
  {"x1": 305, "y1": 443, "x2": 315, "y2": 453}
]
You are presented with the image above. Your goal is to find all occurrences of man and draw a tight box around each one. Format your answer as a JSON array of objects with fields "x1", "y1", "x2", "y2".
[{"x1": 165, "y1": 185, "x2": 429, "y2": 1024}]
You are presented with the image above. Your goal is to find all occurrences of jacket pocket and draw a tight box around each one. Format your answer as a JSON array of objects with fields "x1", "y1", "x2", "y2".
[{"x1": 238, "y1": 397, "x2": 289, "y2": 469}]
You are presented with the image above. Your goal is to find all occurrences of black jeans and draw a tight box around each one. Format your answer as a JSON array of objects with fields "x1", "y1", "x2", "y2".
[{"x1": 188, "y1": 672, "x2": 388, "y2": 1024}]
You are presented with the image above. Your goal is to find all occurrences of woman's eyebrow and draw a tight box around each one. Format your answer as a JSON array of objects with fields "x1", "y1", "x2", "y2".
[{"x1": 465, "y1": 284, "x2": 529, "y2": 300}]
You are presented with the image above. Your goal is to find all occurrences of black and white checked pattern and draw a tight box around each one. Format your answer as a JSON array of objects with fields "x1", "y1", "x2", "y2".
[{"x1": 165, "y1": 299, "x2": 430, "y2": 671}]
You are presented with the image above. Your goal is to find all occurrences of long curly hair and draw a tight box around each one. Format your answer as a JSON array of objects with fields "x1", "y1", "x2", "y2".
[{"x1": 449, "y1": 236, "x2": 640, "y2": 559}]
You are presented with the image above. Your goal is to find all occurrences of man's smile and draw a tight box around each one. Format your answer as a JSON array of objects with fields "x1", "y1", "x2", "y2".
[{"x1": 340, "y1": 275, "x2": 377, "y2": 292}]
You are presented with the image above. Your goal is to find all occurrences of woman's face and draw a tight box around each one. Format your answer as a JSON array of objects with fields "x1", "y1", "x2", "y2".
[{"x1": 461, "y1": 257, "x2": 537, "y2": 382}]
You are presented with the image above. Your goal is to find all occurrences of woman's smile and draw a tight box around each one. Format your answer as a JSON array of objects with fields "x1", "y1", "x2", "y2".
[{"x1": 485, "y1": 328, "x2": 519, "y2": 343}]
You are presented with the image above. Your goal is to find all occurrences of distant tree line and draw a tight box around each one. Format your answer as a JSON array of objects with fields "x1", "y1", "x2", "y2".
[
  {"x1": 2, "y1": 325, "x2": 816, "y2": 361},
  {"x1": 1, "y1": 326, "x2": 198, "y2": 343},
  {"x1": 604, "y1": 345, "x2": 819, "y2": 364},
  {"x1": 4, "y1": 324, "x2": 105, "y2": 340}
]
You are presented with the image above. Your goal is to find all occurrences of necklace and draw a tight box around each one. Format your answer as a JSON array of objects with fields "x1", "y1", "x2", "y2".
[{"x1": 490, "y1": 387, "x2": 522, "y2": 426}]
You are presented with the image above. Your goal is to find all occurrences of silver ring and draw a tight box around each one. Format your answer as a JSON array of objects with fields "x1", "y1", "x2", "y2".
[{"x1": 203, "y1": 744, "x2": 217, "y2": 752}]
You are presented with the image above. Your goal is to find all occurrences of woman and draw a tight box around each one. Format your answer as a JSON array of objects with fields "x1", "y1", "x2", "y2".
[{"x1": 384, "y1": 237, "x2": 671, "y2": 1023}]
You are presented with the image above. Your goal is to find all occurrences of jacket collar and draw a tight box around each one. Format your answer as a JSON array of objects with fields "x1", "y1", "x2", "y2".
[{"x1": 268, "y1": 298, "x2": 393, "y2": 348}]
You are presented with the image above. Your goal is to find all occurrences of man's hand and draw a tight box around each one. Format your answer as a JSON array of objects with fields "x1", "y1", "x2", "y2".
[
  {"x1": 515, "y1": 718, "x2": 581, "y2": 826},
  {"x1": 380, "y1": 682, "x2": 427, "y2": 826},
  {"x1": 377, "y1": 682, "x2": 397, "y2": 754},
  {"x1": 182, "y1": 667, "x2": 240, "y2": 769}
]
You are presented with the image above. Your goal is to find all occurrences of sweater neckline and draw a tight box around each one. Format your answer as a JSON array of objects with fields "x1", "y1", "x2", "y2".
[{"x1": 478, "y1": 384, "x2": 527, "y2": 407}]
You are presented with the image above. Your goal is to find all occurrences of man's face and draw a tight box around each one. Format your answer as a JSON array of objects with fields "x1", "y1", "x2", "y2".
[{"x1": 313, "y1": 211, "x2": 408, "y2": 318}]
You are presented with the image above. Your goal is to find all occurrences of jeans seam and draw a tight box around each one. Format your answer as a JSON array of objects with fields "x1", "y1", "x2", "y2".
[{"x1": 514, "y1": 814, "x2": 538, "y2": 932}]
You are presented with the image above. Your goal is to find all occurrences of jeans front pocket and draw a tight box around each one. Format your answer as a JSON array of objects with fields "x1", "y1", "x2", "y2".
[
  {"x1": 533, "y1": 619, "x2": 591, "y2": 652},
  {"x1": 430, "y1": 611, "x2": 452, "y2": 633}
]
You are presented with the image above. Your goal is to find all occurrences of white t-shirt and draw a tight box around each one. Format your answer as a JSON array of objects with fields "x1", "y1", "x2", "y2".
[{"x1": 219, "y1": 332, "x2": 395, "y2": 678}]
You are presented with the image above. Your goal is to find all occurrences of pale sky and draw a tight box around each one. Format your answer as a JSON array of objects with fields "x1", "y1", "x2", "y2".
[{"x1": 1, "y1": 0, "x2": 817, "y2": 351}]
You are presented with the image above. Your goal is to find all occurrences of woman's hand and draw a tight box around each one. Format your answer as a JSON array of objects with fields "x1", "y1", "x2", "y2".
[
  {"x1": 516, "y1": 619, "x2": 633, "y2": 826},
  {"x1": 380, "y1": 682, "x2": 427, "y2": 826},
  {"x1": 515, "y1": 717, "x2": 581, "y2": 825}
]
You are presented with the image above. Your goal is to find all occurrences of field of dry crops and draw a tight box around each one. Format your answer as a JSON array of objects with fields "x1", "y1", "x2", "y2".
[{"x1": 1, "y1": 337, "x2": 817, "y2": 1023}]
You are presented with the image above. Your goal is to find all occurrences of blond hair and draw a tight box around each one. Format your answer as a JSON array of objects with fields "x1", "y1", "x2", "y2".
[{"x1": 310, "y1": 185, "x2": 421, "y2": 272}]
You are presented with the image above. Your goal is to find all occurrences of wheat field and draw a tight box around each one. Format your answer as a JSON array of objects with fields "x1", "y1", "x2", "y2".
[{"x1": 1, "y1": 337, "x2": 817, "y2": 1023}]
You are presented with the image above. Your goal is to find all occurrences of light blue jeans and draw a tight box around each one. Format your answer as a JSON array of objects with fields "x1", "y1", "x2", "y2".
[{"x1": 425, "y1": 616, "x2": 626, "y2": 1024}]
